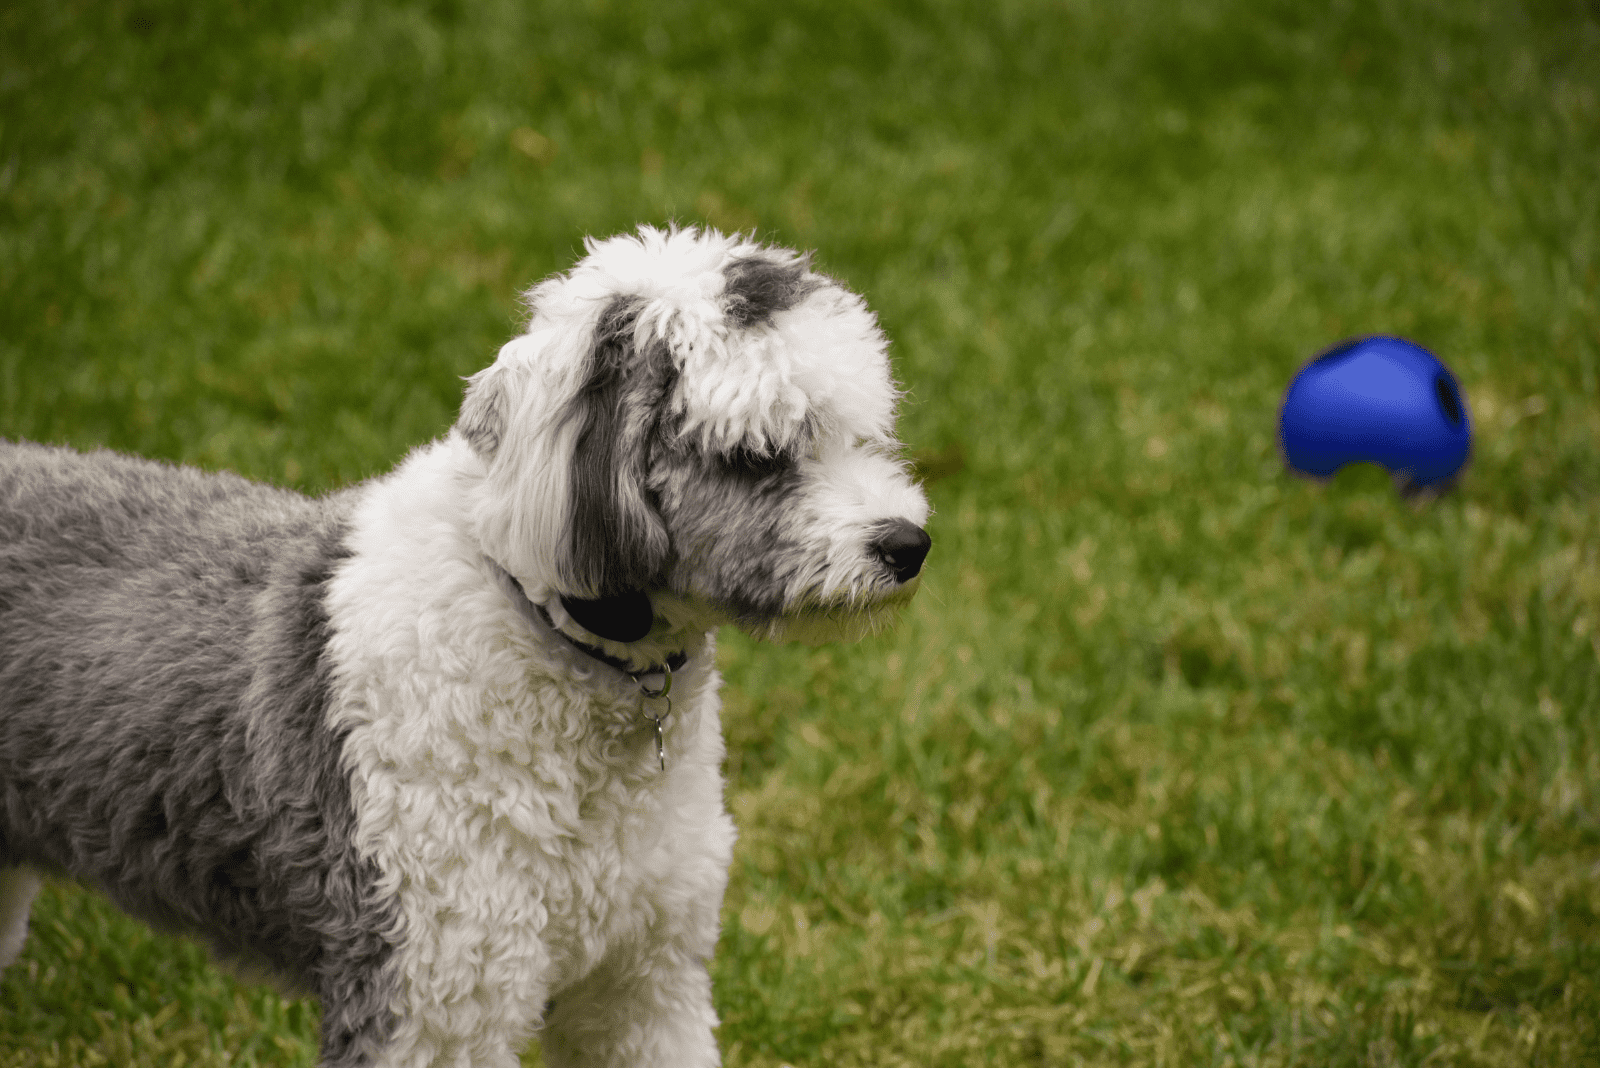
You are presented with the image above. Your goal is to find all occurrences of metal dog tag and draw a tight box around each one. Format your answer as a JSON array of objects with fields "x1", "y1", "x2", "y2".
[{"x1": 637, "y1": 667, "x2": 672, "y2": 771}]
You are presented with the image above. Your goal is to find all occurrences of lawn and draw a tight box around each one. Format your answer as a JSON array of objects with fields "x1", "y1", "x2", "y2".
[{"x1": 2, "y1": 0, "x2": 1598, "y2": 1064}]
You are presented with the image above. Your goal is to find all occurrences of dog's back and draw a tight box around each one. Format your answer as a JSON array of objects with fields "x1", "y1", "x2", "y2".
[{"x1": 0, "y1": 441, "x2": 397, "y2": 1062}]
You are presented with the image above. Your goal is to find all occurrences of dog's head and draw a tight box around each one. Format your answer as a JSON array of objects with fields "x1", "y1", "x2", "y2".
[{"x1": 456, "y1": 226, "x2": 930, "y2": 646}]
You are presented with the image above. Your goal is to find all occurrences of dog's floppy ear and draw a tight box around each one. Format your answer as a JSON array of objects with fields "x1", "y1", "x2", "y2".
[
  {"x1": 458, "y1": 362, "x2": 510, "y2": 460},
  {"x1": 559, "y1": 296, "x2": 672, "y2": 639}
]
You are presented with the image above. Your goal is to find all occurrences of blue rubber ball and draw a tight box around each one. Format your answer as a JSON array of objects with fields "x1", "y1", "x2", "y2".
[{"x1": 1278, "y1": 336, "x2": 1472, "y2": 496}]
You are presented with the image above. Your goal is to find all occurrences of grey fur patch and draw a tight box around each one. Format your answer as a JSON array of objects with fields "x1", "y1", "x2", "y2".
[
  {"x1": 721, "y1": 254, "x2": 821, "y2": 328},
  {"x1": 0, "y1": 442, "x2": 399, "y2": 1067},
  {"x1": 564, "y1": 297, "x2": 673, "y2": 597},
  {"x1": 650, "y1": 438, "x2": 805, "y2": 623}
]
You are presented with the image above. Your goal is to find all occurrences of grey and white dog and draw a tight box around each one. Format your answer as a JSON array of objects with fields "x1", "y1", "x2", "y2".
[{"x1": 0, "y1": 227, "x2": 931, "y2": 1067}]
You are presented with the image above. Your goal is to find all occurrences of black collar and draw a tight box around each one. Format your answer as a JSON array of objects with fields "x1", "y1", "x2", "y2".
[
  {"x1": 487, "y1": 558, "x2": 689, "y2": 680},
  {"x1": 533, "y1": 600, "x2": 689, "y2": 679}
]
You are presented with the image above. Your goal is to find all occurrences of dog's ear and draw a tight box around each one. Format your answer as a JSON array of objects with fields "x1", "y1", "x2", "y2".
[
  {"x1": 461, "y1": 336, "x2": 583, "y2": 597},
  {"x1": 560, "y1": 297, "x2": 672, "y2": 623},
  {"x1": 457, "y1": 362, "x2": 510, "y2": 460}
]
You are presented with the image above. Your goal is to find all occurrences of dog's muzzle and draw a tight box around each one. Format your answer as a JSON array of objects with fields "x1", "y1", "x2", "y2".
[{"x1": 870, "y1": 519, "x2": 932, "y2": 584}]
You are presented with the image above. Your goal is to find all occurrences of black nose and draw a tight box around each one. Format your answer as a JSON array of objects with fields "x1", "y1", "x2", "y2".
[{"x1": 870, "y1": 519, "x2": 932, "y2": 584}]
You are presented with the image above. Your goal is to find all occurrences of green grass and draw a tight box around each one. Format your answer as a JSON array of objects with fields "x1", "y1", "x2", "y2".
[{"x1": 2, "y1": 0, "x2": 1598, "y2": 1064}]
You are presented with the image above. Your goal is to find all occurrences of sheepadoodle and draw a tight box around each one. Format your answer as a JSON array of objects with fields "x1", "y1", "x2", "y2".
[{"x1": 0, "y1": 227, "x2": 931, "y2": 1066}]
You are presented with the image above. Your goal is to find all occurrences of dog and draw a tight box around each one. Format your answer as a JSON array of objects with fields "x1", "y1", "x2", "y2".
[{"x1": 0, "y1": 226, "x2": 931, "y2": 1067}]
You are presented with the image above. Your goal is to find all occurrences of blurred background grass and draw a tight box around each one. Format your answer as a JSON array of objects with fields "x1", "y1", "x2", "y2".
[{"x1": 2, "y1": 0, "x2": 1598, "y2": 1064}]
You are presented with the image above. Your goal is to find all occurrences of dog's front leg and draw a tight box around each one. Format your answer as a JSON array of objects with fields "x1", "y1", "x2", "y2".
[{"x1": 539, "y1": 946, "x2": 721, "y2": 1068}]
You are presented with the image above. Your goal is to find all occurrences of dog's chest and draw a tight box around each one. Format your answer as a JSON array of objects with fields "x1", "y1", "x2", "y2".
[
  {"x1": 337, "y1": 662, "x2": 731, "y2": 999},
  {"x1": 323, "y1": 502, "x2": 732, "y2": 1003},
  {"x1": 532, "y1": 756, "x2": 708, "y2": 981}
]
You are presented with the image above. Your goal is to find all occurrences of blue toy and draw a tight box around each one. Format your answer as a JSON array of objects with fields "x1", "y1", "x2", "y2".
[{"x1": 1278, "y1": 335, "x2": 1472, "y2": 497}]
